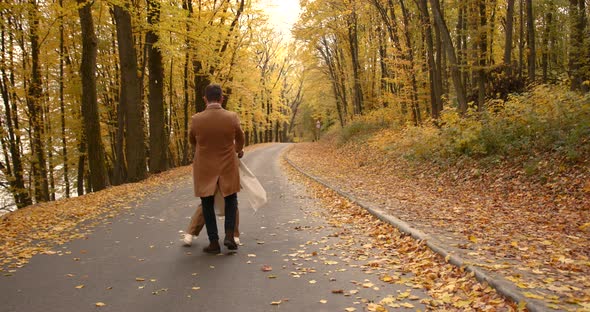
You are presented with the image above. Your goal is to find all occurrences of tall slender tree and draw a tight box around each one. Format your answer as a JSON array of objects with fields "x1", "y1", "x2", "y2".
[
  {"x1": 429, "y1": 0, "x2": 468, "y2": 114},
  {"x1": 146, "y1": 0, "x2": 168, "y2": 173},
  {"x1": 59, "y1": 0, "x2": 70, "y2": 198},
  {"x1": 113, "y1": 2, "x2": 147, "y2": 182},
  {"x1": 78, "y1": 0, "x2": 109, "y2": 191},
  {"x1": 27, "y1": 0, "x2": 50, "y2": 201},
  {"x1": 526, "y1": 0, "x2": 536, "y2": 80}
]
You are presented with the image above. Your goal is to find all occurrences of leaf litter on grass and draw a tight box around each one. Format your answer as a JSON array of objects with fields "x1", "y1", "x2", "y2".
[
  {"x1": 282, "y1": 157, "x2": 518, "y2": 311},
  {"x1": 287, "y1": 141, "x2": 590, "y2": 311}
]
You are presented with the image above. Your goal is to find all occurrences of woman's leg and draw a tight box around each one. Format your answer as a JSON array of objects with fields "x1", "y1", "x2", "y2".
[{"x1": 187, "y1": 204, "x2": 205, "y2": 236}]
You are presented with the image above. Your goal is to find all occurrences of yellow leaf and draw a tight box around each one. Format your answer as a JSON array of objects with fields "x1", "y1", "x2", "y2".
[
  {"x1": 319, "y1": 299, "x2": 327, "y2": 304},
  {"x1": 191, "y1": 287, "x2": 200, "y2": 290},
  {"x1": 453, "y1": 300, "x2": 471, "y2": 308},
  {"x1": 270, "y1": 300, "x2": 282, "y2": 305},
  {"x1": 325, "y1": 260, "x2": 338, "y2": 265},
  {"x1": 367, "y1": 303, "x2": 387, "y2": 312},
  {"x1": 345, "y1": 308, "x2": 356, "y2": 312},
  {"x1": 468, "y1": 235, "x2": 477, "y2": 243},
  {"x1": 135, "y1": 277, "x2": 145, "y2": 282},
  {"x1": 399, "y1": 302, "x2": 414, "y2": 308},
  {"x1": 579, "y1": 222, "x2": 590, "y2": 232},
  {"x1": 95, "y1": 302, "x2": 106, "y2": 307},
  {"x1": 381, "y1": 275, "x2": 393, "y2": 282},
  {"x1": 523, "y1": 292, "x2": 545, "y2": 300},
  {"x1": 75, "y1": 285, "x2": 84, "y2": 289},
  {"x1": 309, "y1": 280, "x2": 317, "y2": 284}
]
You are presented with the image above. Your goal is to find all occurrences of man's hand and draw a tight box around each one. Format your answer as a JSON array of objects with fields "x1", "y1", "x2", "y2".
[{"x1": 238, "y1": 150, "x2": 244, "y2": 158}]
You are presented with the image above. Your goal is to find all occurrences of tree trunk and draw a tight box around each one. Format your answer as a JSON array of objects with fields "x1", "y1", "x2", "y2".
[
  {"x1": 347, "y1": 0, "x2": 363, "y2": 115},
  {"x1": 181, "y1": 0, "x2": 191, "y2": 165},
  {"x1": 27, "y1": 0, "x2": 49, "y2": 202},
  {"x1": 504, "y1": 0, "x2": 515, "y2": 73},
  {"x1": 569, "y1": 0, "x2": 588, "y2": 91},
  {"x1": 0, "y1": 21, "x2": 31, "y2": 208},
  {"x1": 78, "y1": 0, "x2": 109, "y2": 191},
  {"x1": 518, "y1": 0, "x2": 524, "y2": 77},
  {"x1": 114, "y1": 3, "x2": 147, "y2": 182},
  {"x1": 526, "y1": 0, "x2": 535, "y2": 80},
  {"x1": 77, "y1": 138, "x2": 86, "y2": 196},
  {"x1": 477, "y1": 0, "x2": 488, "y2": 111},
  {"x1": 59, "y1": 0, "x2": 70, "y2": 198},
  {"x1": 542, "y1": 4, "x2": 553, "y2": 83},
  {"x1": 399, "y1": 0, "x2": 421, "y2": 125},
  {"x1": 146, "y1": 0, "x2": 168, "y2": 173},
  {"x1": 418, "y1": 0, "x2": 442, "y2": 119},
  {"x1": 429, "y1": 0, "x2": 468, "y2": 115}
]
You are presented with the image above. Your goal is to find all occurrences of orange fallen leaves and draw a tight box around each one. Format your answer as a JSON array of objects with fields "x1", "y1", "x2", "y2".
[
  {"x1": 287, "y1": 140, "x2": 590, "y2": 311},
  {"x1": 283, "y1": 156, "x2": 519, "y2": 311},
  {"x1": 0, "y1": 166, "x2": 192, "y2": 272}
]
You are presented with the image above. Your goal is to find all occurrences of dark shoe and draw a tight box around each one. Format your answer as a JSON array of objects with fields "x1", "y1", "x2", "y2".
[
  {"x1": 203, "y1": 241, "x2": 221, "y2": 254},
  {"x1": 224, "y1": 234, "x2": 238, "y2": 250}
]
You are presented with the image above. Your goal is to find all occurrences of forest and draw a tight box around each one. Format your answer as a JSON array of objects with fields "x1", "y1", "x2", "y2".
[
  {"x1": 0, "y1": 0, "x2": 302, "y2": 212},
  {"x1": 1, "y1": 0, "x2": 589, "y2": 212}
]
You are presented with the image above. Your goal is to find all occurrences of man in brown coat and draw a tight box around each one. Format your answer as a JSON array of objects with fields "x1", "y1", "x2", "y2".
[{"x1": 189, "y1": 84, "x2": 245, "y2": 253}]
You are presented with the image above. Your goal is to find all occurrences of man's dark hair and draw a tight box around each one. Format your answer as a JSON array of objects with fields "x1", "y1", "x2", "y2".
[{"x1": 205, "y1": 84, "x2": 223, "y2": 102}]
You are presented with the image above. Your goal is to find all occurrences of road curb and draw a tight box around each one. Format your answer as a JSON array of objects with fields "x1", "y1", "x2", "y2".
[{"x1": 284, "y1": 153, "x2": 549, "y2": 312}]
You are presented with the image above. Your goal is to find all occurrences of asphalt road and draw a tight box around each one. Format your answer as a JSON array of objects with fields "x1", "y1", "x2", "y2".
[{"x1": 0, "y1": 144, "x2": 428, "y2": 312}]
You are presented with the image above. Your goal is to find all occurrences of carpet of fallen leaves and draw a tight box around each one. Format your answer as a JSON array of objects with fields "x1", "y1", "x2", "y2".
[
  {"x1": 0, "y1": 166, "x2": 192, "y2": 273},
  {"x1": 282, "y1": 158, "x2": 520, "y2": 311},
  {"x1": 286, "y1": 137, "x2": 590, "y2": 312}
]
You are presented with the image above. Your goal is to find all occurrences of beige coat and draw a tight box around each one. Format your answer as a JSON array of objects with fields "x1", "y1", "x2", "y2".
[{"x1": 189, "y1": 104, "x2": 245, "y2": 197}]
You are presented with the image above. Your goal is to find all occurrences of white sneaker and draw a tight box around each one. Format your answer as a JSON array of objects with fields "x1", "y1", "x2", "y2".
[
  {"x1": 234, "y1": 237, "x2": 241, "y2": 245},
  {"x1": 182, "y1": 234, "x2": 193, "y2": 246}
]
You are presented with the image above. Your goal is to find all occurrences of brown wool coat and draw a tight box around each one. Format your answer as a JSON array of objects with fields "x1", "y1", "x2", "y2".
[{"x1": 189, "y1": 104, "x2": 245, "y2": 197}]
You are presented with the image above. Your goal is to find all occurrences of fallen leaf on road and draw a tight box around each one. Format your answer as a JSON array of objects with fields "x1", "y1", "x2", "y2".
[
  {"x1": 75, "y1": 285, "x2": 84, "y2": 289},
  {"x1": 332, "y1": 289, "x2": 344, "y2": 294},
  {"x1": 270, "y1": 300, "x2": 282, "y2": 305},
  {"x1": 95, "y1": 302, "x2": 106, "y2": 307},
  {"x1": 261, "y1": 265, "x2": 272, "y2": 272},
  {"x1": 135, "y1": 277, "x2": 145, "y2": 282},
  {"x1": 345, "y1": 308, "x2": 356, "y2": 312},
  {"x1": 367, "y1": 303, "x2": 386, "y2": 312},
  {"x1": 319, "y1": 299, "x2": 327, "y2": 304}
]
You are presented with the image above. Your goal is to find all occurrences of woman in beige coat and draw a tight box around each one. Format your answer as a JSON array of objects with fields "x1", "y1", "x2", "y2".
[{"x1": 190, "y1": 84, "x2": 245, "y2": 253}]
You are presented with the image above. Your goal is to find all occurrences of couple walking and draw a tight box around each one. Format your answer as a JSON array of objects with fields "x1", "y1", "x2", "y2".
[{"x1": 185, "y1": 84, "x2": 246, "y2": 254}]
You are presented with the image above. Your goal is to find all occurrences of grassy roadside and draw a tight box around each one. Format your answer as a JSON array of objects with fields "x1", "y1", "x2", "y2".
[{"x1": 287, "y1": 85, "x2": 590, "y2": 311}]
